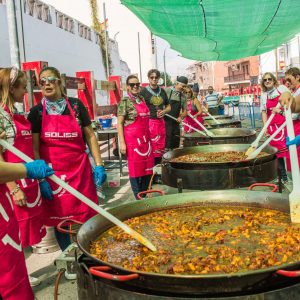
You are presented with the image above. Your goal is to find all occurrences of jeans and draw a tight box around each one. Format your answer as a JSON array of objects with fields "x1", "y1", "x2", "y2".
[
  {"x1": 218, "y1": 106, "x2": 225, "y2": 115},
  {"x1": 129, "y1": 175, "x2": 151, "y2": 199},
  {"x1": 54, "y1": 227, "x2": 71, "y2": 251},
  {"x1": 165, "y1": 119, "x2": 180, "y2": 150}
]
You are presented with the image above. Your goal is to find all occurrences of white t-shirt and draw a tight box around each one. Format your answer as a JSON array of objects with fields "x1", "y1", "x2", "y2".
[
  {"x1": 292, "y1": 87, "x2": 300, "y2": 120},
  {"x1": 260, "y1": 85, "x2": 289, "y2": 112}
]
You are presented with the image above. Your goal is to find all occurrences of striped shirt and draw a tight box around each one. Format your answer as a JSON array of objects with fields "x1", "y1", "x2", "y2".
[{"x1": 204, "y1": 92, "x2": 219, "y2": 108}]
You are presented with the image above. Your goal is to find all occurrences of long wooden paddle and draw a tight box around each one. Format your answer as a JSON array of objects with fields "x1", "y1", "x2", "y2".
[
  {"x1": 187, "y1": 113, "x2": 215, "y2": 137},
  {"x1": 284, "y1": 107, "x2": 300, "y2": 223},
  {"x1": 0, "y1": 139, "x2": 157, "y2": 251}
]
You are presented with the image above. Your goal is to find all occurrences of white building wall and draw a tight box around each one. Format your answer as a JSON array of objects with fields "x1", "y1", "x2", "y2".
[
  {"x1": 260, "y1": 33, "x2": 300, "y2": 77},
  {"x1": 0, "y1": 2, "x2": 120, "y2": 81}
]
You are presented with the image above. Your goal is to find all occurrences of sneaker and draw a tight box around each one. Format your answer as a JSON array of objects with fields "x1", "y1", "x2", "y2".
[{"x1": 29, "y1": 275, "x2": 41, "y2": 287}]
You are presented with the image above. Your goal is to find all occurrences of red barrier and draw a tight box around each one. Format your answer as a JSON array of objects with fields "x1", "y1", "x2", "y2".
[
  {"x1": 109, "y1": 75, "x2": 121, "y2": 105},
  {"x1": 76, "y1": 71, "x2": 95, "y2": 120}
]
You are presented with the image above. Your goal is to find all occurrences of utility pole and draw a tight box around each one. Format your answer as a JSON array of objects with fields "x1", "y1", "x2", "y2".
[
  {"x1": 275, "y1": 48, "x2": 278, "y2": 78},
  {"x1": 6, "y1": 0, "x2": 21, "y2": 67},
  {"x1": 297, "y1": 35, "x2": 300, "y2": 68},
  {"x1": 163, "y1": 48, "x2": 167, "y2": 87},
  {"x1": 138, "y1": 32, "x2": 142, "y2": 82},
  {"x1": 103, "y1": 2, "x2": 110, "y2": 78}
]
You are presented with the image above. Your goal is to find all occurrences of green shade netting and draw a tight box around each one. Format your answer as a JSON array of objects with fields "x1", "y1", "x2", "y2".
[{"x1": 121, "y1": 0, "x2": 300, "y2": 61}]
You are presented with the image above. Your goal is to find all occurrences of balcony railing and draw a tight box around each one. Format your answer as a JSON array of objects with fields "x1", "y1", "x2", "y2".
[{"x1": 224, "y1": 73, "x2": 250, "y2": 83}]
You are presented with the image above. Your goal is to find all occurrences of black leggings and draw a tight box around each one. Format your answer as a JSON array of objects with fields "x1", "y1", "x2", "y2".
[
  {"x1": 129, "y1": 175, "x2": 151, "y2": 199},
  {"x1": 278, "y1": 157, "x2": 287, "y2": 181},
  {"x1": 165, "y1": 119, "x2": 180, "y2": 150}
]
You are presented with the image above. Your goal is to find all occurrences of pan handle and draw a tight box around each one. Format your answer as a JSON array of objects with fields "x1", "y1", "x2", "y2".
[
  {"x1": 137, "y1": 189, "x2": 165, "y2": 200},
  {"x1": 56, "y1": 219, "x2": 83, "y2": 234},
  {"x1": 248, "y1": 183, "x2": 278, "y2": 193},
  {"x1": 276, "y1": 270, "x2": 300, "y2": 277},
  {"x1": 196, "y1": 141, "x2": 210, "y2": 145},
  {"x1": 89, "y1": 266, "x2": 139, "y2": 281}
]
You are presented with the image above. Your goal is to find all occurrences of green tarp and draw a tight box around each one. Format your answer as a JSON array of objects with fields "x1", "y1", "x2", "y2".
[{"x1": 121, "y1": 0, "x2": 300, "y2": 61}]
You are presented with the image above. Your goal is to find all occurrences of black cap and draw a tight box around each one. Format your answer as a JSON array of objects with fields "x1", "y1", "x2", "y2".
[
  {"x1": 192, "y1": 83, "x2": 199, "y2": 93},
  {"x1": 177, "y1": 76, "x2": 188, "y2": 85}
]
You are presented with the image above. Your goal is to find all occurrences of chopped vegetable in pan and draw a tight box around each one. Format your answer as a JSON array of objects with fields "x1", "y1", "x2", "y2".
[
  {"x1": 90, "y1": 206, "x2": 300, "y2": 275},
  {"x1": 171, "y1": 151, "x2": 268, "y2": 163}
]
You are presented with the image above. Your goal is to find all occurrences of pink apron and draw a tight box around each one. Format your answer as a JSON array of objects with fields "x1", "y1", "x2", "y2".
[
  {"x1": 266, "y1": 91, "x2": 288, "y2": 159},
  {"x1": 286, "y1": 86, "x2": 300, "y2": 171},
  {"x1": 0, "y1": 185, "x2": 34, "y2": 300},
  {"x1": 124, "y1": 96, "x2": 154, "y2": 177},
  {"x1": 2, "y1": 108, "x2": 45, "y2": 247},
  {"x1": 149, "y1": 118, "x2": 166, "y2": 158},
  {"x1": 184, "y1": 99, "x2": 204, "y2": 133},
  {"x1": 39, "y1": 98, "x2": 97, "y2": 226}
]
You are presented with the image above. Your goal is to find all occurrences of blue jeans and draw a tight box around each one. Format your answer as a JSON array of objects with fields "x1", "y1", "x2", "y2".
[
  {"x1": 129, "y1": 175, "x2": 151, "y2": 199},
  {"x1": 218, "y1": 106, "x2": 225, "y2": 115}
]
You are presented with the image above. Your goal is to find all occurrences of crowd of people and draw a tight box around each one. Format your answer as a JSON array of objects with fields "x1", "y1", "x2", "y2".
[{"x1": 2, "y1": 64, "x2": 300, "y2": 299}]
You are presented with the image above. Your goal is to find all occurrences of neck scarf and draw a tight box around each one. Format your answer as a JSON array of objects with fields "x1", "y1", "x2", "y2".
[
  {"x1": 44, "y1": 97, "x2": 67, "y2": 115},
  {"x1": 128, "y1": 93, "x2": 142, "y2": 104}
]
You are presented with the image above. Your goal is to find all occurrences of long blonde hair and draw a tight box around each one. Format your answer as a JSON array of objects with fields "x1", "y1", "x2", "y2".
[
  {"x1": 260, "y1": 72, "x2": 278, "y2": 92},
  {"x1": 0, "y1": 68, "x2": 26, "y2": 112}
]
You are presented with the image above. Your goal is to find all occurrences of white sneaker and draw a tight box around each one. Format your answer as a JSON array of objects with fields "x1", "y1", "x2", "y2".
[{"x1": 29, "y1": 275, "x2": 41, "y2": 287}]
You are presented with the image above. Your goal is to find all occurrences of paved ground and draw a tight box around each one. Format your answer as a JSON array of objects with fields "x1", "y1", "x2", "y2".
[{"x1": 26, "y1": 116, "x2": 293, "y2": 299}]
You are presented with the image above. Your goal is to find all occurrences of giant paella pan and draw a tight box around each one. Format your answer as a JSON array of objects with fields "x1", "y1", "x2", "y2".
[
  {"x1": 183, "y1": 128, "x2": 256, "y2": 147},
  {"x1": 205, "y1": 118, "x2": 241, "y2": 128},
  {"x1": 75, "y1": 190, "x2": 300, "y2": 296},
  {"x1": 161, "y1": 144, "x2": 277, "y2": 190}
]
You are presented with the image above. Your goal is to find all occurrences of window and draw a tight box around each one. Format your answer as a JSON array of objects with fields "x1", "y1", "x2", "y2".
[
  {"x1": 24, "y1": 0, "x2": 51, "y2": 23},
  {"x1": 246, "y1": 65, "x2": 249, "y2": 75}
]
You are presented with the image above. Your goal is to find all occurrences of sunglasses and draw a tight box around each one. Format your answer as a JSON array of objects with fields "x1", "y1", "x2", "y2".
[
  {"x1": 263, "y1": 78, "x2": 273, "y2": 82},
  {"x1": 150, "y1": 76, "x2": 158, "y2": 80},
  {"x1": 128, "y1": 82, "x2": 140, "y2": 88},
  {"x1": 39, "y1": 76, "x2": 59, "y2": 86}
]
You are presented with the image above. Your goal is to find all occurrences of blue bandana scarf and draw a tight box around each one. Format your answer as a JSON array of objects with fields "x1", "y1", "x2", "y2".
[{"x1": 44, "y1": 97, "x2": 67, "y2": 115}]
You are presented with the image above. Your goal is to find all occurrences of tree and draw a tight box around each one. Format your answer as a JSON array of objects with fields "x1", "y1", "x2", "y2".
[{"x1": 160, "y1": 71, "x2": 173, "y2": 87}]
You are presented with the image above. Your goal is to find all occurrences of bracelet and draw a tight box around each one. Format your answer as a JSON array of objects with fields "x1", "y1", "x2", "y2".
[
  {"x1": 10, "y1": 184, "x2": 20, "y2": 196},
  {"x1": 38, "y1": 179, "x2": 46, "y2": 183}
]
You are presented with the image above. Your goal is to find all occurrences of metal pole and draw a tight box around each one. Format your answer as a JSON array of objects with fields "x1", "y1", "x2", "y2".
[
  {"x1": 103, "y1": 2, "x2": 110, "y2": 79},
  {"x1": 6, "y1": 0, "x2": 21, "y2": 67},
  {"x1": 163, "y1": 48, "x2": 167, "y2": 86},
  {"x1": 26, "y1": 70, "x2": 34, "y2": 109},
  {"x1": 275, "y1": 48, "x2": 278, "y2": 78},
  {"x1": 297, "y1": 35, "x2": 300, "y2": 68},
  {"x1": 138, "y1": 32, "x2": 142, "y2": 82}
]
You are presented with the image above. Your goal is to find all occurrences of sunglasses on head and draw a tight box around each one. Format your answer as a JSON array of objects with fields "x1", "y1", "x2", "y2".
[
  {"x1": 150, "y1": 76, "x2": 158, "y2": 80},
  {"x1": 39, "y1": 76, "x2": 59, "y2": 86},
  {"x1": 263, "y1": 77, "x2": 273, "y2": 82},
  {"x1": 128, "y1": 82, "x2": 140, "y2": 88}
]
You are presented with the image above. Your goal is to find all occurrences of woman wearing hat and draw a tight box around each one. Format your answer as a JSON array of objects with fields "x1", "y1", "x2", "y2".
[{"x1": 164, "y1": 76, "x2": 188, "y2": 150}]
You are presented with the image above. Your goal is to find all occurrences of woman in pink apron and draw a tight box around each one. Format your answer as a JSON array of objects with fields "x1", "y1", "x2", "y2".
[
  {"x1": 0, "y1": 67, "x2": 45, "y2": 248},
  {"x1": 0, "y1": 157, "x2": 53, "y2": 300},
  {"x1": 183, "y1": 87, "x2": 204, "y2": 133},
  {"x1": 27, "y1": 67, "x2": 106, "y2": 250},
  {"x1": 260, "y1": 72, "x2": 290, "y2": 182},
  {"x1": 284, "y1": 67, "x2": 300, "y2": 171},
  {"x1": 118, "y1": 75, "x2": 154, "y2": 199}
]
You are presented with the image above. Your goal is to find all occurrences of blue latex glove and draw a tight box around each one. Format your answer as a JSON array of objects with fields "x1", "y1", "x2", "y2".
[
  {"x1": 39, "y1": 180, "x2": 53, "y2": 200},
  {"x1": 286, "y1": 135, "x2": 300, "y2": 147},
  {"x1": 25, "y1": 160, "x2": 54, "y2": 179},
  {"x1": 93, "y1": 166, "x2": 107, "y2": 186}
]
